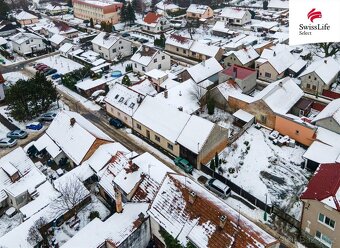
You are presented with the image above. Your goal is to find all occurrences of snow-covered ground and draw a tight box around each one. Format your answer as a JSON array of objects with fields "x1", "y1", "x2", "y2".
[
  {"x1": 0, "y1": 54, "x2": 25, "y2": 65},
  {"x1": 216, "y1": 126, "x2": 310, "y2": 219},
  {"x1": 0, "y1": 123, "x2": 9, "y2": 139},
  {"x1": 36, "y1": 55, "x2": 84, "y2": 75},
  {"x1": 0, "y1": 212, "x2": 22, "y2": 238},
  {"x1": 199, "y1": 107, "x2": 240, "y2": 132},
  {"x1": 52, "y1": 195, "x2": 110, "y2": 246},
  {"x1": 3, "y1": 71, "x2": 31, "y2": 86}
]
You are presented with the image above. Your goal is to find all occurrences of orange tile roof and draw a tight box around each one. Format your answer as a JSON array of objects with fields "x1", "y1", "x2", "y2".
[{"x1": 143, "y1": 12, "x2": 162, "y2": 24}]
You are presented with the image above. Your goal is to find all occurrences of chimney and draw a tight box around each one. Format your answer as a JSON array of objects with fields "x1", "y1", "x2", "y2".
[
  {"x1": 273, "y1": 51, "x2": 276, "y2": 56},
  {"x1": 324, "y1": 59, "x2": 327, "y2": 64},
  {"x1": 188, "y1": 191, "x2": 196, "y2": 204},
  {"x1": 219, "y1": 215, "x2": 227, "y2": 229},
  {"x1": 144, "y1": 46, "x2": 149, "y2": 52},
  {"x1": 178, "y1": 106, "x2": 183, "y2": 111},
  {"x1": 114, "y1": 187, "x2": 123, "y2": 213},
  {"x1": 138, "y1": 212, "x2": 145, "y2": 221},
  {"x1": 70, "y1": 117, "x2": 76, "y2": 126},
  {"x1": 232, "y1": 66, "x2": 237, "y2": 79},
  {"x1": 164, "y1": 90, "x2": 168, "y2": 98},
  {"x1": 179, "y1": 91, "x2": 182, "y2": 96}
]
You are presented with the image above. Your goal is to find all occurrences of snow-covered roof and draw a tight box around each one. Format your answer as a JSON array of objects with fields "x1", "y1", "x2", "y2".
[
  {"x1": 145, "y1": 69, "x2": 167, "y2": 80},
  {"x1": 91, "y1": 32, "x2": 120, "y2": 49},
  {"x1": 131, "y1": 45, "x2": 159, "y2": 66},
  {"x1": 49, "y1": 33, "x2": 66, "y2": 45},
  {"x1": 154, "y1": 79, "x2": 204, "y2": 114},
  {"x1": 268, "y1": 0, "x2": 288, "y2": 9},
  {"x1": 14, "y1": 11, "x2": 38, "y2": 20},
  {"x1": 299, "y1": 57, "x2": 340, "y2": 85},
  {"x1": 166, "y1": 34, "x2": 194, "y2": 50},
  {"x1": 133, "y1": 96, "x2": 191, "y2": 143},
  {"x1": 156, "y1": 1, "x2": 179, "y2": 10},
  {"x1": 288, "y1": 59, "x2": 307, "y2": 74},
  {"x1": 225, "y1": 46, "x2": 259, "y2": 65},
  {"x1": 219, "y1": 7, "x2": 249, "y2": 19},
  {"x1": 46, "y1": 110, "x2": 113, "y2": 165},
  {"x1": 0, "y1": 37, "x2": 8, "y2": 46},
  {"x1": 105, "y1": 83, "x2": 144, "y2": 116},
  {"x1": 187, "y1": 4, "x2": 210, "y2": 14},
  {"x1": 61, "y1": 203, "x2": 149, "y2": 248},
  {"x1": 263, "y1": 49, "x2": 296, "y2": 74},
  {"x1": 190, "y1": 41, "x2": 221, "y2": 58},
  {"x1": 10, "y1": 32, "x2": 43, "y2": 45},
  {"x1": 129, "y1": 79, "x2": 157, "y2": 96},
  {"x1": 177, "y1": 115, "x2": 215, "y2": 154},
  {"x1": 0, "y1": 148, "x2": 46, "y2": 200},
  {"x1": 312, "y1": 98, "x2": 340, "y2": 125},
  {"x1": 233, "y1": 109, "x2": 255, "y2": 123},
  {"x1": 34, "y1": 133, "x2": 62, "y2": 158},
  {"x1": 186, "y1": 58, "x2": 223, "y2": 83},
  {"x1": 212, "y1": 21, "x2": 230, "y2": 34},
  {"x1": 44, "y1": 3, "x2": 69, "y2": 11},
  {"x1": 59, "y1": 43, "x2": 75, "y2": 53},
  {"x1": 148, "y1": 174, "x2": 278, "y2": 247},
  {"x1": 76, "y1": 76, "x2": 113, "y2": 91}
]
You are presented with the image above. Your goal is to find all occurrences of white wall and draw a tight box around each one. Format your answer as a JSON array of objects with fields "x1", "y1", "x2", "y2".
[
  {"x1": 13, "y1": 38, "x2": 46, "y2": 55},
  {"x1": 133, "y1": 51, "x2": 170, "y2": 75}
]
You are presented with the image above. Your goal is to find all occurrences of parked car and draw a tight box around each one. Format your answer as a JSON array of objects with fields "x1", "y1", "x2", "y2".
[
  {"x1": 51, "y1": 73, "x2": 61, "y2": 80},
  {"x1": 39, "y1": 112, "x2": 57, "y2": 121},
  {"x1": 205, "y1": 178, "x2": 231, "y2": 199},
  {"x1": 109, "y1": 117, "x2": 124, "y2": 128},
  {"x1": 139, "y1": 38, "x2": 149, "y2": 43},
  {"x1": 0, "y1": 58, "x2": 6, "y2": 64},
  {"x1": 37, "y1": 66, "x2": 49, "y2": 72},
  {"x1": 121, "y1": 32, "x2": 130, "y2": 37},
  {"x1": 7, "y1": 129, "x2": 28, "y2": 139},
  {"x1": 44, "y1": 68, "x2": 57, "y2": 76},
  {"x1": 173, "y1": 157, "x2": 193, "y2": 174},
  {"x1": 34, "y1": 63, "x2": 43, "y2": 69},
  {"x1": 41, "y1": 67, "x2": 51, "y2": 73},
  {"x1": 26, "y1": 122, "x2": 43, "y2": 130},
  {"x1": 0, "y1": 138, "x2": 17, "y2": 148},
  {"x1": 36, "y1": 64, "x2": 48, "y2": 70},
  {"x1": 269, "y1": 130, "x2": 279, "y2": 140}
]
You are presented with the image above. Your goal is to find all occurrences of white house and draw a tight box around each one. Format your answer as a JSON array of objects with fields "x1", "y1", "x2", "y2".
[
  {"x1": 131, "y1": 45, "x2": 171, "y2": 75},
  {"x1": 218, "y1": 8, "x2": 251, "y2": 26},
  {"x1": 10, "y1": 32, "x2": 46, "y2": 56},
  {"x1": 141, "y1": 12, "x2": 170, "y2": 33},
  {"x1": 49, "y1": 33, "x2": 68, "y2": 48},
  {"x1": 59, "y1": 43, "x2": 78, "y2": 57},
  {"x1": 91, "y1": 32, "x2": 132, "y2": 61}
]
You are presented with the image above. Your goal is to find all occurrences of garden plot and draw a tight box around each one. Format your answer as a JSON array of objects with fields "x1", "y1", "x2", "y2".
[{"x1": 217, "y1": 126, "x2": 310, "y2": 219}]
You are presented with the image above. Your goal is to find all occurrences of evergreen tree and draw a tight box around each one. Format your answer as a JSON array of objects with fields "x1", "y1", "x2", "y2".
[
  {"x1": 100, "y1": 21, "x2": 107, "y2": 31},
  {"x1": 122, "y1": 75, "x2": 131, "y2": 86},
  {"x1": 210, "y1": 159, "x2": 215, "y2": 171},
  {"x1": 159, "y1": 33, "x2": 166, "y2": 47},
  {"x1": 0, "y1": 0, "x2": 10, "y2": 20},
  {"x1": 127, "y1": 3, "x2": 136, "y2": 25},
  {"x1": 120, "y1": 3, "x2": 128, "y2": 24},
  {"x1": 207, "y1": 97, "x2": 215, "y2": 115},
  {"x1": 6, "y1": 73, "x2": 57, "y2": 121},
  {"x1": 67, "y1": 0, "x2": 73, "y2": 7},
  {"x1": 151, "y1": 0, "x2": 158, "y2": 9},
  {"x1": 90, "y1": 18, "x2": 94, "y2": 28},
  {"x1": 214, "y1": 153, "x2": 219, "y2": 168},
  {"x1": 263, "y1": 0, "x2": 268, "y2": 10}
]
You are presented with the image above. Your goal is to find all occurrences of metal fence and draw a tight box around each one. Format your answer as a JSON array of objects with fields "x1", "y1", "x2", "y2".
[
  {"x1": 272, "y1": 206, "x2": 301, "y2": 229},
  {"x1": 201, "y1": 165, "x2": 272, "y2": 213}
]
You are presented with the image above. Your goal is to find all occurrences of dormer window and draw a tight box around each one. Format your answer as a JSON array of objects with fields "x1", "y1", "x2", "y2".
[{"x1": 119, "y1": 97, "x2": 124, "y2": 102}]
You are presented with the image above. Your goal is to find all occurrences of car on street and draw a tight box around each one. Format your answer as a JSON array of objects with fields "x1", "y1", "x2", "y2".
[
  {"x1": 51, "y1": 74, "x2": 61, "y2": 80},
  {"x1": 205, "y1": 178, "x2": 231, "y2": 199},
  {"x1": 109, "y1": 117, "x2": 124, "y2": 128},
  {"x1": 26, "y1": 122, "x2": 43, "y2": 130},
  {"x1": 173, "y1": 157, "x2": 193, "y2": 174},
  {"x1": 39, "y1": 112, "x2": 57, "y2": 121},
  {"x1": 0, "y1": 138, "x2": 17, "y2": 148},
  {"x1": 7, "y1": 129, "x2": 28, "y2": 139}
]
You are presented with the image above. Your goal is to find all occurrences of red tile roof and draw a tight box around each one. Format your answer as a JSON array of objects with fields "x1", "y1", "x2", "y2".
[
  {"x1": 221, "y1": 64, "x2": 256, "y2": 80},
  {"x1": 143, "y1": 12, "x2": 162, "y2": 24},
  {"x1": 0, "y1": 72, "x2": 5, "y2": 84},
  {"x1": 300, "y1": 163, "x2": 340, "y2": 211}
]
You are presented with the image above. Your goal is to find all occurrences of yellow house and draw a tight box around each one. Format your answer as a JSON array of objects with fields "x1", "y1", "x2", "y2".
[{"x1": 186, "y1": 4, "x2": 213, "y2": 19}]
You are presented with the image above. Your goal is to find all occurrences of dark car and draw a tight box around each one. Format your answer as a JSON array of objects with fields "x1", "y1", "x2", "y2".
[
  {"x1": 139, "y1": 38, "x2": 149, "y2": 43},
  {"x1": 44, "y1": 69, "x2": 57, "y2": 76},
  {"x1": 36, "y1": 65, "x2": 49, "y2": 71},
  {"x1": 39, "y1": 112, "x2": 57, "y2": 121},
  {"x1": 121, "y1": 32, "x2": 130, "y2": 37},
  {"x1": 109, "y1": 118, "x2": 124, "y2": 128},
  {"x1": 34, "y1": 63, "x2": 44, "y2": 69},
  {"x1": 26, "y1": 122, "x2": 43, "y2": 130},
  {"x1": 7, "y1": 129, "x2": 28, "y2": 139},
  {"x1": 51, "y1": 74, "x2": 61, "y2": 80},
  {"x1": 41, "y1": 67, "x2": 51, "y2": 73},
  {"x1": 173, "y1": 157, "x2": 193, "y2": 174}
]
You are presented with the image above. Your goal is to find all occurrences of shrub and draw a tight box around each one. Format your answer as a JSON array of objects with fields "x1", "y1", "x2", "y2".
[{"x1": 89, "y1": 211, "x2": 100, "y2": 220}]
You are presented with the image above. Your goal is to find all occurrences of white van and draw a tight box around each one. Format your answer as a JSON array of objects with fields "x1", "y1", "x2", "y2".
[{"x1": 205, "y1": 178, "x2": 231, "y2": 199}]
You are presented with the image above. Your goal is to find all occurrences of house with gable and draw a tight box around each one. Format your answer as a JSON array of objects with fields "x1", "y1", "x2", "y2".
[
  {"x1": 165, "y1": 34, "x2": 194, "y2": 58},
  {"x1": 14, "y1": 11, "x2": 39, "y2": 26},
  {"x1": 39, "y1": 110, "x2": 114, "y2": 167},
  {"x1": 218, "y1": 7, "x2": 251, "y2": 26},
  {"x1": 91, "y1": 32, "x2": 133, "y2": 61},
  {"x1": 186, "y1": 4, "x2": 213, "y2": 19},
  {"x1": 105, "y1": 83, "x2": 144, "y2": 127},
  {"x1": 141, "y1": 12, "x2": 170, "y2": 33},
  {"x1": 149, "y1": 173, "x2": 280, "y2": 248},
  {"x1": 131, "y1": 45, "x2": 170, "y2": 75},
  {"x1": 224, "y1": 46, "x2": 259, "y2": 68},
  {"x1": 311, "y1": 98, "x2": 340, "y2": 134},
  {"x1": 300, "y1": 163, "x2": 340, "y2": 248},
  {"x1": 299, "y1": 57, "x2": 340, "y2": 95},
  {"x1": 10, "y1": 32, "x2": 47, "y2": 56}
]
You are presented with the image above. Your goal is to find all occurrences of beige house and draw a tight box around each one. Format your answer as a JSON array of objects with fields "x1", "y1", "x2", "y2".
[
  {"x1": 311, "y1": 98, "x2": 340, "y2": 134},
  {"x1": 300, "y1": 163, "x2": 340, "y2": 248},
  {"x1": 224, "y1": 46, "x2": 259, "y2": 68},
  {"x1": 105, "y1": 83, "x2": 144, "y2": 127},
  {"x1": 14, "y1": 11, "x2": 39, "y2": 26},
  {"x1": 299, "y1": 57, "x2": 340, "y2": 95},
  {"x1": 186, "y1": 4, "x2": 213, "y2": 19},
  {"x1": 72, "y1": 0, "x2": 122, "y2": 24}
]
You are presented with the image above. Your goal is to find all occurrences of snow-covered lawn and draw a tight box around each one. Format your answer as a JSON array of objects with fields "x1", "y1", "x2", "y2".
[
  {"x1": 0, "y1": 212, "x2": 22, "y2": 238},
  {"x1": 3, "y1": 71, "x2": 31, "y2": 86},
  {"x1": 0, "y1": 123, "x2": 9, "y2": 139},
  {"x1": 52, "y1": 195, "x2": 110, "y2": 246},
  {"x1": 217, "y1": 126, "x2": 310, "y2": 219},
  {"x1": 36, "y1": 55, "x2": 84, "y2": 75},
  {"x1": 0, "y1": 54, "x2": 25, "y2": 65}
]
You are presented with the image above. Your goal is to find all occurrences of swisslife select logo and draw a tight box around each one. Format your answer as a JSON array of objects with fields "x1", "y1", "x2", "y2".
[{"x1": 289, "y1": 0, "x2": 340, "y2": 45}]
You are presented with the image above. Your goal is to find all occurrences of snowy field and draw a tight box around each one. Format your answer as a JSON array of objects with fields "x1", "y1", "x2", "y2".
[
  {"x1": 37, "y1": 55, "x2": 84, "y2": 75},
  {"x1": 217, "y1": 126, "x2": 310, "y2": 219},
  {"x1": 52, "y1": 195, "x2": 110, "y2": 246}
]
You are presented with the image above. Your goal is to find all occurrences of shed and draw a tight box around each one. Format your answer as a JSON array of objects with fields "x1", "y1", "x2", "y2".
[{"x1": 233, "y1": 109, "x2": 255, "y2": 128}]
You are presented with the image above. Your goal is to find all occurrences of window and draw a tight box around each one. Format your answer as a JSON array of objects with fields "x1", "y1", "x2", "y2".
[
  {"x1": 26, "y1": 40, "x2": 30, "y2": 44},
  {"x1": 307, "y1": 83, "x2": 311, "y2": 89},
  {"x1": 318, "y1": 213, "x2": 336, "y2": 229},
  {"x1": 314, "y1": 77, "x2": 317, "y2": 80},
  {"x1": 167, "y1": 143, "x2": 173, "y2": 150},
  {"x1": 119, "y1": 41, "x2": 122, "y2": 44},
  {"x1": 99, "y1": 46, "x2": 101, "y2": 50},
  {"x1": 136, "y1": 123, "x2": 141, "y2": 130},
  {"x1": 142, "y1": 67, "x2": 146, "y2": 72},
  {"x1": 312, "y1": 85, "x2": 317, "y2": 90},
  {"x1": 158, "y1": 64, "x2": 161, "y2": 69},
  {"x1": 192, "y1": 52, "x2": 196, "y2": 56},
  {"x1": 134, "y1": 63, "x2": 137, "y2": 68},
  {"x1": 183, "y1": 49, "x2": 186, "y2": 54},
  {"x1": 154, "y1": 58, "x2": 157, "y2": 63},
  {"x1": 308, "y1": 75, "x2": 311, "y2": 79},
  {"x1": 315, "y1": 231, "x2": 332, "y2": 247},
  {"x1": 265, "y1": 72, "x2": 271, "y2": 78},
  {"x1": 176, "y1": 47, "x2": 179, "y2": 52},
  {"x1": 295, "y1": 130, "x2": 300, "y2": 135},
  {"x1": 162, "y1": 55, "x2": 165, "y2": 60},
  {"x1": 155, "y1": 135, "x2": 160, "y2": 142},
  {"x1": 260, "y1": 115, "x2": 267, "y2": 123},
  {"x1": 112, "y1": 48, "x2": 116, "y2": 53}
]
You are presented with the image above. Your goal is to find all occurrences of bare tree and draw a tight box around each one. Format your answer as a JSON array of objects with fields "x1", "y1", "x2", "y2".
[
  {"x1": 314, "y1": 42, "x2": 340, "y2": 57},
  {"x1": 27, "y1": 217, "x2": 48, "y2": 247},
  {"x1": 51, "y1": 177, "x2": 89, "y2": 218},
  {"x1": 190, "y1": 84, "x2": 206, "y2": 107}
]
